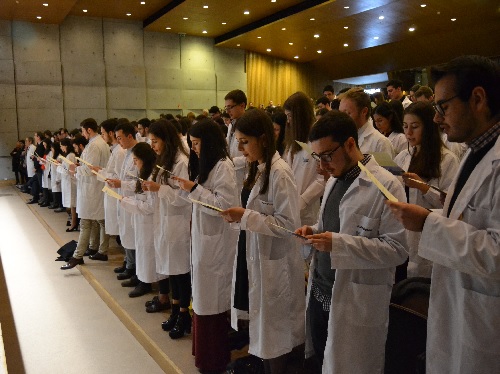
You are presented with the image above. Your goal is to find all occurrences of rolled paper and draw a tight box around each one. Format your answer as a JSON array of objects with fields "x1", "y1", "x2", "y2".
[
  {"x1": 76, "y1": 156, "x2": 93, "y2": 167},
  {"x1": 188, "y1": 198, "x2": 223, "y2": 212},
  {"x1": 102, "y1": 185, "x2": 123, "y2": 200},
  {"x1": 358, "y1": 161, "x2": 398, "y2": 202},
  {"x1": 295, "y1": 140, "x2": 314, "y2": 156}
]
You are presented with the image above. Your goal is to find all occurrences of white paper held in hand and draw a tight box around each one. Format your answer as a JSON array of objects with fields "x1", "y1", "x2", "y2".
[{"x1": 358, "y1": 161, "x2": 398, "y2": 202}]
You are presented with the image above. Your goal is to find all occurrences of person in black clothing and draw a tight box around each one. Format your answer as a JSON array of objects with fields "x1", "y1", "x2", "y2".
[
  {"x1": 10, "y1": 140, "x2": 23, "y2": 185},
  {"x1": 27, "y1": 132, "x2": 45, "y2": 204}
]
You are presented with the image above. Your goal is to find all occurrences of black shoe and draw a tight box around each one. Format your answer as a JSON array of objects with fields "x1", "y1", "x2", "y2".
[
  {"x1": 128, "y1": 282, "x2": 152, "y2": 298},
  {"x1": 66, "y1": 220, "x2": 71, "y2": 226},
  {"x1": 146, "y1": 298, "x2": 171, "y2": 313},
  {"x1": 121, "y1": 274, "x2": 139, "y2": 286},
  {"x1": 48, "y1": 204, "x2": 57, "y2": 209},
  {"x1": 169, "y1": 311, "x2": 191, "y2": 339},
  {"x1": 83, "y1": 248, "x2": 98, "y2": 256},
  {"x1": 162, "y1": 304, "x2": 180, "y2": 331},
  {"x1": 66, "y1": 226, "x2": 79, "y2": 232},
  {"x1": 89, "y1": 252, "x2": 108, "y2": 261},
  {"x1": 60, "y1": 257, "x2": 84, "y2": 270},
  {"x1": 117, "y1": 268, "x2": 135, "y2": 281},
  {"x1": 114, "y1": 261, "x2": 127, "y2": 274},
  {"x1": 27, "y1": 199, "x2": 39, "y2": 204},
  {"x1": 40, "y1": 202, "x2": 50, "y2": 207},
  {"x1": 54, "y1": 207, "x2": 66, "y2": 213}
]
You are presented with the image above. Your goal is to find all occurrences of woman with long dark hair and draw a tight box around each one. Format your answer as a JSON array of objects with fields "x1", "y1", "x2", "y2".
[
  {"x1": 39, "y1": 138, "x2": 52, "y2": 207},
  {"x1": 222, "y1": 109, "x2": 305, "y2": 374},
  {"x1": 58, "y1": 138, "x2": 78, "y2": 231},
  {"x1": 48, "y1": 141, "x2": 63, "y2": 210},
  {"x1": 272, "y1": 111, "x2": 287, "y2": 156},
  {"x1": 283, "y1": 92, "x2": 325, "y2": 225},
  {"x1": 174, "y1": 119, "x2": 239, "y2": 373},
  {"x1": 141, "y1": 120, "x2": 192, "y2": 338},
  {"x1": 373, "y1": 101, "x2": 407, "y2": 155},
  {"x1": 395, "y1": 101, "x2": 459, "y2": 277}
]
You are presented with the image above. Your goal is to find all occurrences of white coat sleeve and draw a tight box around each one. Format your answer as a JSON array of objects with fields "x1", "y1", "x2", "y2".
[
  {"x1": 158, "y1": 158, "x2": 190, "y2": 207},
  {"x1": 120, "y1": 192, "x2": 156, "y2": 216},
  {"x1": 377, "y1": 137, "x2": 395, "y2": 159},
  {"x1": 420, "y1": 151, "x2": 460, "y2": 208}
]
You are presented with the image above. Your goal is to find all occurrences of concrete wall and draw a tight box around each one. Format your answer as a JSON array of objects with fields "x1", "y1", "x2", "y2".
[{"x1": 0, "y1": 16, "x2": 247, "y2": 180}]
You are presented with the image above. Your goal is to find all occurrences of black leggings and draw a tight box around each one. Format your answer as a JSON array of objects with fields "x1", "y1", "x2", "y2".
[{"x1": 170, "y1": 272, "x2": 191, "y2": 309}]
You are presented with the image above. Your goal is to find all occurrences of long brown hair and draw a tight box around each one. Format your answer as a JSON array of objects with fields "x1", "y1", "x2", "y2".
[{"x1": 283, "y1": 92, "x2": 315, "y2": 155}]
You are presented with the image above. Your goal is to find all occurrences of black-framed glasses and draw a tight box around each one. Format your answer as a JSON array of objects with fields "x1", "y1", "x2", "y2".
[
  {"x1": 432, "y1": 95, "x2": 459, "y2": 116},
  {"x1": 311, "y1": 144, "x2": 343, "y2": 163},
  {"x1": 224, "y1": 104, "x2": 238, "y2": 111}
]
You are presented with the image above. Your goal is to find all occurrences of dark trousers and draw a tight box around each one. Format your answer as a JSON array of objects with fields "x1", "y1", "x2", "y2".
[
  {"x1": 170, "y1": 272, "x2": 191, "y2": 309},
  {"x1": 309, "y1": 293, "x2": 331, "y2": 367},
  {"x1": 32, "y1": 170, "x2": 43, "y2": 198}
]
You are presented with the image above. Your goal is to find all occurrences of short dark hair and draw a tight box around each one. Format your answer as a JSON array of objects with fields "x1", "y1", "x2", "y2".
[
  {"x1": 373, "y1": 102, "x2": 404, "y2": 134},
  {"x1": 114, "y1": 122, "x2": 136, "y2": 137},
  {"x1": 100, "y1": 118, "x2": 118, "y2": 134},
  {"x1": 309, "y1": 110, "x2": 359, "y2": 148},
  {"x1": 315, "y1": 108, "x2": 329, "y2": 117},
  {"x1": 224, "y1": 89, "x2": 247, "y2": 105},
  {"x1": 80, "y1": 118, "x2": 98, "y2": 132},
  {"x1": 73, "y1": 134, "x2": 88, "y2": 148},
  {"x1": 138, "y1": 118, "x2": 151, "y2": 128},
  {"x1": 414, "y1": 86, "x2": 434, "y2": 99},
  {"x1": 316, "y1": 96, "x2": 331, "y2": 106},
  {"x1": 386, "y1": 79, "x2": 403, "y2": 89},
  {"x1": 411, "y1": 84, "x2": 421, "y2": 93},
  {"x1": 323, "y1": 85, "x2": 334, "y2": 93},
  {"x1": 209, "y1": 106, "x2": 220, "y2": 114},
  {"x1": 430, "y1": 55, "x2": 500, "y2": 117}
]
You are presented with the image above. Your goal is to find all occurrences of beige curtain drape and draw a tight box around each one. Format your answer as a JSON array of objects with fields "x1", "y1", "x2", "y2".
[{"x1": 246, "y1": 52, "x2": 314, "y2": 108}]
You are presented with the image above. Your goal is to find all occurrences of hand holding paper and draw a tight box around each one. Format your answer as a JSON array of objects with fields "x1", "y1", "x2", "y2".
[
  {"x1": 102, "y1": 185, "x2": 123, "y2": 200},
  {"x1": 189, "y1": 198, "x2": 223, "y2": 212},
  {"x1": 76, "y1": 157, "x2": 93, "y2": 167}
]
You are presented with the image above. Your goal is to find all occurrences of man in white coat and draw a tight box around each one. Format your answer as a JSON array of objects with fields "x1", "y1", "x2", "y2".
[
  {"x1": 61, "y1": 118, "x2": 111, "y2": 270},
  {"x1": 387, "y1": 55, "x2": 500, "y2": 374},
  {"x1": 339, "y1": 87, "x2": 395, "y2": 158},
  {"x1": 225, "y1": 89, "x2": 247, "y2": 192},
  {"x1": 386, "y1": 79, "x2": 412, "y2": 109},
  {"x1": 297, "y1": 110, "x2": 408, "y2": 373}
]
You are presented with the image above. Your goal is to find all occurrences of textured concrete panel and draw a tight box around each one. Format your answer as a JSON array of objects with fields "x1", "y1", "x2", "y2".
[
  {"x1": 60, "y1": 16, "x2": 104, "y2": 62},
  {"x1": 147, "y1": 88, "x2": 182, "y2": 109},
  {"x1": 0, "y1": 109, "x2": 17, "y2": 132},
  {"x1": 216, "y1": 92, "x2": 227, "y2": 109},
  {"x1": 107, "y1": 87, "x2": 146, "y2": 109},
  {"x1": 0, "y1": 20, "x2": 11, "y2": 36},
  {"x1": 144, "y1": 32, "x2": 180, "y2": 69},
  {"x1": 107, "y1": 109, "x2": 147, "y2": 122},
  {"x1": 146, "y1": 109, "x2": 181, "y2": 119},
  {"x1": 17, "y1": 108, "x2": 64, "y2": 132},
  {"x1": 0, "y1": 132, "x2": 18, "y2": 160},
  {"x1": 16, "y1": 85, "x2": 63, "y2": 109},
  {"x1": 145, "y1": 67, "x2": 182, "y2": 89},
  {"x1": 103, "y1": 20, "x2": 144, "y2": 66},
  {"x1": 183, "y1": 90, "x2": 216, "y2": 110},
  {"x1": 64, "y1": 86, "x2": 106, "y2": 109},
  {"x1": 15, "y1": 61, "x2": 62, "y2": 85},
  {"x1": 106, "y1": 65, "x2": 146, "y2": 88},
  {"x1": 181, "y1": 36, "x2": 214, "y2": 70},
  {"x1": 216, "y1": 72, "x2": 247, "y2": 92},
  {"x1": 12, "y1": 22, "x2": 60, "y2": 62},
  {"x1": 62, "y1": 63, "x2": 105, "y2": 86},
  {"x1": 65, "y1": 109, "x2": 108, "y2": 130},
  {"x1": 182, "y1": 69, "x2": 215, "y2": 90},
  {"x1": 0, "y1": 35, "x2": 13, "y2": 60},
  {"x1": 214, "y1": 47, "x2": 245, "y2": 72},
  {"x1": 0, "y1": 84, "x2": 16, "y2": 108},
  {"x1": 0, "y1": 60, "x2": 15, "y2": 84}
]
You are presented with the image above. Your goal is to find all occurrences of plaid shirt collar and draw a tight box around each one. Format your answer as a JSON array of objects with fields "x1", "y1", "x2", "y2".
[
  {"x1": 468, "y1": 121, "x2": 500, "y2": 153},
  {"x1": 340, "y1": 154, "x2": 371, "y2": 180}
]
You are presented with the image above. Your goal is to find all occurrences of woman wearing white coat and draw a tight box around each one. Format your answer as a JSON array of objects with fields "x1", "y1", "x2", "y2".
[
  {"x1": 175, "y1": 119, "x2": 239, "y2": 373},
  {"x1": 222, "y1": 109, "x2": 305, "y2": 374},
  {"x1": 49, "y1": 142, "x2": 63, "y2": 210},
  {"x1": 57, "y1": 138, "x2": 78, "y2": 231},
  {"x1": 373, "y1": 102, "x2": 408, "y2": 156},
  {"x1": 142, "y1": 120, "x2": 192, "y2": 338},
  {"x1": 395, "y1": 102, "x2": 460, "y2": 278},
  {"x1": 283, "y1": 92, "x2": 325, "y2": 226}
]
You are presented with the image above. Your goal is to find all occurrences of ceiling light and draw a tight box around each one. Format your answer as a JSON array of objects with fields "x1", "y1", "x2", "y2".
[
  {"x1": 266, "y1": 49, "x2": 271, "y2": 52},
  {"x1": 141, "y1": 1, "x2": 146, "y2": 4},
  {"x1": 166, "y1": 27, "x2": 171, "y2": 30},
  {"x1": 244, "y1": 11, "x2": 250, "y2": 15},
  {"x1": 409, "y1": 27, "x2": 415, "y2": 31},
  {"x1": 294, "y1": 56, "x2": 299, "y2": 59},
  {"x1": 379, "y1": 15, "x2": 384, "y2": 20},
  {"x1": 202, "y1": 30, "x2": 207, "y2": 34},
  {"x1": 203, "y1": 5, "x2": 208, "y2": 9},
  {"x1": 314, "y1": 34, "x2": 320, "y2": 38},
  {"x1": 272, "y1": 0, "x2": 276, "y2": 2},
  {"x1": 310, "y1": 18, "x2": 315, "y2": 21},
  {"x1": 222, "y1": 22, "x2": 226, "y2": 25},
  {"x1": 237, "y1": 44, "x2": 241, "y2": 46},
  {"x1": 344, "y1": 6, "x2": 349, "y2": 9},
  {"x1": 126, "y1": 13, "x2": 131, "y2": 16},
  {"x1": 451, "y1": 18, "x2": 456, "y2": 21},
  {"x1": 289, "y1": 42, "x2": 293, "y2": 45},
  {"x1": 183, "y1": 17, "x2": 188, "y2": 20},
  {"x1": 344, "y1": 26, "x2": 348, "y2": 29},
  {"x1": 257, "y1": 36, "x2": 262, "y2": 39},
  {"x1": 420, "y1": 4, "x2": 426, "y2": 7},
  {"x1": 317, "y1": 50, "x2": 322, "y2": 53},
  {"x1": 282, "y1": 27, "x2": 286, "y2": 30},
  {"x1": 43, "y1": 3, "x2": 48, "y2": 6},
  {"x1": 343, "y1": 43, "x2": 348, "y2": 47},
  {"x1": 83, "y1": 9, "x2": 87, "y2": 12},
  {"x1": 37, "y1": 16, "x2": 42, "y2": 19},
  {"x1": 374, "y1": 36, "x2": 379, "y2": 40}
]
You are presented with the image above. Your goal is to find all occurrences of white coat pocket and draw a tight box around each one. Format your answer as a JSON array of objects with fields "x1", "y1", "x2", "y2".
[
  {"x1": 257, "y1": 200, "x2": 275, "y2": 216},
  {"x1": 352, "y1": 213, "x2": 380, "y2": 238}
]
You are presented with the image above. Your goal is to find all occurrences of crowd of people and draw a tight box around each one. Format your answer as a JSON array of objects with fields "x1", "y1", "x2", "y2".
[{"x1": 12, "y1": 55, "x2": 499, "y2": 374}]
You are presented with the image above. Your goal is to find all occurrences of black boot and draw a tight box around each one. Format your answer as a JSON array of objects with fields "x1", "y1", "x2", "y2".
[
  {"x1": 114, "y1": 261, "x2": 127, "y2": 273},
  {"x1": 169, "y1": 310, "x2": 191, "y2": 339},
  {"x1": 48, "y1": 192, "x2": 58, "y2": 209},
  {"x1": 162, "y1": 304, "x2": 180, "y2": 331},
  {"x1": 117, "y1": 268, "x2": 135, "y2": 281},
  {"x1": 128, "y1": 282, "x2": 152, "y2": 298}
]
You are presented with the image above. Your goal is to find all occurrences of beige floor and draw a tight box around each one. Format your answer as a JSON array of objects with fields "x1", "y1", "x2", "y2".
[{"x1": 0, "y1": 184, "x2": 199, "y2": 374}]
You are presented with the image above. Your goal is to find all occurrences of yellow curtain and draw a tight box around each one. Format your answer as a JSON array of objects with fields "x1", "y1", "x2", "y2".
[{"x1": 246, "y1": 52, "x2": 314, "y2": 108}]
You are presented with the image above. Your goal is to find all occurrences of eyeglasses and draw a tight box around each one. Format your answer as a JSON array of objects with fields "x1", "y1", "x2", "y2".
[
  {"x1": 432, "y1": 95, "x2": 459, "y2": 116},
  {"x1": 224, "y1": 104, "x2": 238, "y2": 111},
  {"x1": 311, "y1": 144, "x2": 343, "y2": 163}
]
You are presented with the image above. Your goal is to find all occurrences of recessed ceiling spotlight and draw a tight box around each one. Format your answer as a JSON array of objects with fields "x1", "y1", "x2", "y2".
[
  {"x1": 314, "y1": 34, "x2": 320, "y2": 38},
  {"x1": 237, "y1": 44, "x2": 241, "y2": 46},
  {"x1": 183, "y1": 17, "x2": 188, "y2": 20},
  {"x1": 203, "y1": 5, "x2": 208, "y2": 9},
  {"x1": 420, "y1": 4, "x2": 426, "y2": 7},
  {"x1": 141, "y1": 1, "x2": 146, "y2": 4},
  {"x1": 266, "y1": 48, "x2": 271, "y2": 52},
  {"x1": 83, "y1": 9, "x2": 87, "y2": 12},
  {"x1": 126, "y1": 13, "x2": 131, "y2": 16},
  {"x1": 222, "y1": 22, "x2": 226, "y2": 25},
  {"x1": 272, "y1": 0, "x2": 276, "y2": 2},
  {"x1": 244, "y1": 11, "x2": 250, "y2": 15},
  {"x1": 289, "y1": 42, "x2": 293, "y2": 45},
  {"x1": 451, "y1": 18, "x2": 456, "y2": 21},
  {"x1": 409, "y1": 27, "x2": 415, "y2": 31},
  {"x1": 37, "y1": 16, "x2": 42, "y2": 19},
  {"x1": 202, "y1": 30, "x2": 207, "y2": 34},
  {"x1": 166, "y1": 27, "x2": 171, "y2": 30},
  {"x1": 344, "y1": 26, "x2": 348, "y2": 29},
  {"x1": 294, "y1": 56, "x2": 299, "y2": 59},
  {"x1": 374, "y1": 36, "x2": 379, "y2": 39},
  {"x1": 282, "y1": 27, "x2": 286, "y2": 31},
  {"x1": 257, "y1": 36, "x2": 262, "y2": 39},
  {"x1": 343, "y1": 43, "x2": 348, "y2": 47},
  {"x1": 317, "y1": 50, "x2": 322, "y2": 53},
  {"x1": 43, "y1": 3, "x2": 48, "y2": 6},
  {"x1": 344, "y1": 6, "x2": 349, "y2": 9},
  {"x1": 379, "y1": 15, "x2": 384, "y2": 20},
  {"x1": 310, "y1": 18, "x2": 315, "y2": 21}
]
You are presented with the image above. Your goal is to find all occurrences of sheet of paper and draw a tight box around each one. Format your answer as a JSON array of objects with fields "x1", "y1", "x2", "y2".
[
  {"x1": 156, "y1": 165, "x2": 176, "y2": 177},
  {"x1": 406, "y1": 177, "x2": 445, "y2": 194},
  {"x1": 76, "y1": 156, "x2": 93, "y2": 167},
  {"x1": 102, "y1": 186, "x2": 123, "y2": 200},
  {"x1": 370, "y1": 152, "x2": 405, "y2": 175},
  {"x1": 269, "y1": 222, "x2": 308, "y2": 241},
  {"x1": 188, "y1": 198, "x2": 223, "y2": 212},
  {"x1": 91, "y1": 170, "x2": 108, "y2": 182},
  {"x1": 126, "y1": 171, "x2": 144, "y2": 182},
  {"x1": 358, "y1": 161, "x2": 398, "y2": 202},
  {"x1": 57, "y1": 155, "x2": 75, "y2": 165},
  {"x1": 295, "y1": 140, "x2": 314, "y2": 156}
]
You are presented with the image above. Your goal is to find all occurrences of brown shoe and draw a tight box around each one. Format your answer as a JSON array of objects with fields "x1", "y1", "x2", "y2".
[
  {"x1": 89, "y1": 252, "x2": 108, "y2": 261},
  {"x1": 60, "y1": 257, "x2": 84, "y2": 270}
]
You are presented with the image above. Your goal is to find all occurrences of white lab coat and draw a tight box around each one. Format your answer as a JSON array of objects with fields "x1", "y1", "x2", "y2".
[
  {"x1": 121, "y1": 186, "x2": 166, "y2": 284},
  {"x1": 442, "y1": 132, "x2": 467, "y2": 160},
  {"x1": 418, "y1": 136, "x2": 500, "y2": 374},
  {"x1": 41, "y1": 153, "x2": 50, "y2": 189},
  {"x1": 104, "y1": 144, "x2": 126, "y2": 235},
  {"x1": 226, "y1": 121, "x2": 247, "y2": 195},
  {"x1": 50, "y1": 153, "x2": 61, "y2": 193},
  {"x1": 57, "y1": 152, "x2": 76, "y2": 208},
  {"x1": 232, "y1": 152, "x2": 305, "y2": 359},
  {"x1": 26, "y1": 144, "x2": 36, "y2": 177},
  {"x1": 303, "y1": 157, "x2": 407, "y2": 373},
  {"x1": 186, "y1": 157, "x2": 239, "y2": 315},
  {"x1": 387, "y1": 132, "x2": 407, "y2": 156},
  {"x1": 117, "y1": 148, "x2": 138, "y2": 249},
  {"x1": 401, "y1": 96, "x2": 412, "y2": 109},
  {"x1": 154, "y1": 152, "x2": 191, "y2": 275},
  {"x1": 358, "y1": 121, "x2": 395, "y2": 158},
  {"x1": 284, "y1": 148, "x2": 325, "y2": 226},
  {"x1": 394, "y1": 147, "x2": 460, "y2": 277},
  {"x1": 75, "y1": 135, "x2": 110, "y2": 220}
]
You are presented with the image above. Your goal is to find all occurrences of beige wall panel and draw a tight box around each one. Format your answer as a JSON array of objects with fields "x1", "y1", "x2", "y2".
[
  {"x1": 216, "y1": 72, "x2": 247, "y2": 92},
  {"x1": 145, "y1": 67, "x2": 182, "y2": 89},
  {"x1": 214, "y1": 48, "x2": 245, "y2": 72},
  {"x1": 107, "y1": 87, "x2": 146, "y2": 109},
  {"x1": 0, "y1": 20, "x2": 11, "y2": 37},
  {"x1": 60, "y1": 16, "x2": 104, "y2": 63},
  {"x1": 64, "y1": 86, "x2": 106, "y2": 109},
  {"x1": 12, "y1": 22, "x2": 60, "y2": 62},
  {"x1": 64, "y1": 109, "x2": 108, "y2": 130},
  {"x1": 216, "y1": 92, "x2": 227, "y2": 108},
  {"x1": 107, "y1": 109, "x2": 146, "y2": 121},
  {"x1": 0, "y1": 60, "x2": 14, "y2": 84},
  {"x1": 0, "y1": 84, "x2": 16, "y2": 108},
  {"x1": 181, "y1": 36, "x2": 214, "y2": 70},
  {"x1": 182, "y1": 90, "x2": 216, "y2": 110},
  {"x1": 144, "y1": 32, "x2": 181, "y2": 69},
  {"x1": 0, "y1": 109, "x2": 17, "y2": 131},
  {"x1": 147, "y1": 88, "x2": 182, "y2": 109},
  {"x1": 0, "y1": 35, "x2": 13, "y2": 60},
  {"x1": 16, "y1": 85, "x2": 63, "y2": 109},
  {"x1": 103, "y1": 19, "x2": 144, "y2": 66},
  {"x1": 106, "y1": 65, "x2": 145, "y2": 88},
  {"x1": 0, "y1": 132, "x2": 18, "y2": 161},
  {"x1": 62, "y1": 62, "x2": 106, "y2": 86},
  {"x1": 182, "y1": 69, "x2": 215, "y2": 90},
  {"x1": 146, "y1": 109, "x2": 181, "y2": 119},
  {"x1": 17, "y1": 108, "x2": 64, "y2": 131},
  {"x1": 15, "y1": 61, "x2": 62, "y2": 85}
]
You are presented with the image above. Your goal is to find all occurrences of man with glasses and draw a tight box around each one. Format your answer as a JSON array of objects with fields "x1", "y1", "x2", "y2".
[
  {"x1": 296, "y1": 110, "x2": 407, "y2": 373},
  {"x1": 387, "y1": 55, "x2": 500, "y2": 373}
]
